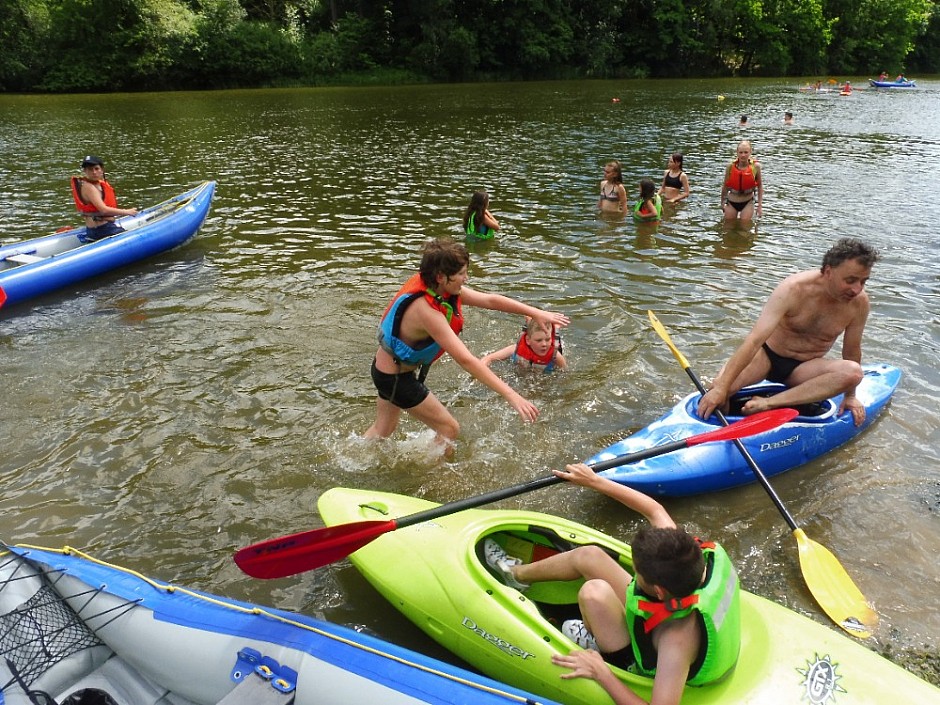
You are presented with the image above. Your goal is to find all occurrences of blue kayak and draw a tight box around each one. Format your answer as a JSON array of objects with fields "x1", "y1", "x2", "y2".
[
  {"x1": 0, "y1": 544, "x2": 562, "y2": 705},
  {"x1": 586, "y1": 363, "x2": 901, "y2": 496},
  {"x1": 868, "y1": 79, "x2": 916, "y2": 88},
  {"x1": 0, "y1": 181, "x2": 215, "y2": 310}
]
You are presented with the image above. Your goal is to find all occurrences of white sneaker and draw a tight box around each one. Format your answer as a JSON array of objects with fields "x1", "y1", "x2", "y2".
[
  {"x1": 483, "y1": 538, "x2": 528, "y2": 590},
  {"x1": 562, "y1": 619, "x2": 599, "y2": 651}
]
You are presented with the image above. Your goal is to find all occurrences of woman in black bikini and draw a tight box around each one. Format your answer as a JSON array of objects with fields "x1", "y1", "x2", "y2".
[{"x1": 658, "y1": 152, "x2": 691, "y2": 204}]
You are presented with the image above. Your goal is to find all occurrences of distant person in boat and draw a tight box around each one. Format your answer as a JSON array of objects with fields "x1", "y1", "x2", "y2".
[
  {"x1": 598, "y1": 161, "x2": 627, "y2": 215},
  {"x1": 879, "y1": 71, "x2": 888, "y2": 81},
  {"x1": 696, "y1": 237, "x2": 880, "y2": 427},
  {"x1": 783, "y1": 111, "x2": 795, "y2": 125},
  {"x1": 480, "y1": 316, "x2": 567, "y2": 373},
  {"x1": 463, "y1": 190, "x2": 500, "y2": 240},
  {"x1": 485, "y1": 461, "x2": 740, "y2": 704},
  {"x1": 842, "y1": 81, "x2": 852, "y2": 94},
  {"x1": 633, "y1": 178, "x2": 662, "y2": 222},
  {"x1": 658, "y1": 152, "x2": 691, "y2": 205},
  {"x1": 71, "y1": 155, "x2": 138, "y2": 242},
  {"x1": 721, "y1": 140, "x2": 762, "y2": 221},
  {"x1": 365, "y1": 237, "x2": 570, "y2": 455}
]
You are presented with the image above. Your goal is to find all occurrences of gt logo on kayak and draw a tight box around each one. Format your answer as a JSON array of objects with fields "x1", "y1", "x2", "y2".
[
  {"x1": 760, "y1": 434, "x2": 799, "y2": 452},
  {"x1": 462, "y1": 617, "x2": 536, "y2": 660},
  {"x1": 797, "y1": 654, "x2": 846, "y2": 704}
]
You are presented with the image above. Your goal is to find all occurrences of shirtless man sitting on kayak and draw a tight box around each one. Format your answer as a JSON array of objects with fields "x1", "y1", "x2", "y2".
[{"x1": 696, "y1": 238, "x2": 879, "y2": 427}]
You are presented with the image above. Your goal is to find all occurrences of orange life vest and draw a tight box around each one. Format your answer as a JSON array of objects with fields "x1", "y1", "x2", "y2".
[
  {"x1": 71, "y1": 176, "x2": 118, "y2": 217},
  {"x1": 724, "y1": 160, "x2": 759, "y2": 194}
]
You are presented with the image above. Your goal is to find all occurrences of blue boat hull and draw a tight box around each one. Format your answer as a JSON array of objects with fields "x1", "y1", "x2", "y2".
[
  {"x1": 0, "y1": 181, "x2": 215, "y2": 309},
  {"x1": 586, "y1": 363, "x2": 901, "y2": 496},
  {"x1": 0, "y1": 545, "x2": 561, "y2": 705},
  {"x1": 868, "y1": 79, "x2": 916, "y2": 88}
]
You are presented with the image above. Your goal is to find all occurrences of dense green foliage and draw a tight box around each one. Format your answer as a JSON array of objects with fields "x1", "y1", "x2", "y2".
[{"x1": 1, "y1": 0, "x2": 936, "y2": 92}]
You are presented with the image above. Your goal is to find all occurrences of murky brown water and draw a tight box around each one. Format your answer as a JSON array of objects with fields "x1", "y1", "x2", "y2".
[{"x1": 1, "y1": 78, "x2": 938, "y2": 684}]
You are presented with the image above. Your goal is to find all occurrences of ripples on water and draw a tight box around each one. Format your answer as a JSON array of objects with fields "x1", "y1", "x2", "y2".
[{"x1": 1, "y1": 79, "x2": 938, "y2": 683}]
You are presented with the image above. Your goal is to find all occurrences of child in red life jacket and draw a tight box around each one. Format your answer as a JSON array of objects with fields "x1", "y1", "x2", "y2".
[{"x1": 480, "y1": 317, "x2": 567, "y2": 373}]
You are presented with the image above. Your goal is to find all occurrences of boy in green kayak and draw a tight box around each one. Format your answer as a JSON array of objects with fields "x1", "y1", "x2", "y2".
[{"x1": 486, "y1": 462, "x2": 741, "y2": 705}]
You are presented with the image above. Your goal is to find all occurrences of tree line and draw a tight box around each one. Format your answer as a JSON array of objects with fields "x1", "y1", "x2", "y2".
[{"x1": 2, "y1": 0, "x2": 937, "y2": 93}]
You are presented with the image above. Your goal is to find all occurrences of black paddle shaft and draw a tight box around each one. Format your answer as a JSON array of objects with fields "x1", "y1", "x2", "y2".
[
  {"x1": 392, "y1": 439, "x2": 690, "y2": 532},
  {"x1": 682, "y1": 367, "x2": 800, "y2": 532}
]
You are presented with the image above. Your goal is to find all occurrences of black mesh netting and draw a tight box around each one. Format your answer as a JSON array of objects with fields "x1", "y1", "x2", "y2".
[{"x1": 1, "y1": 584, "x2": 104, "y2": 687}]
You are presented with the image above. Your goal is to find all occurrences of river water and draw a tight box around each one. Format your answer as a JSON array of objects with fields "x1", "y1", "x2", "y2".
[{"x1": 1, "y1": 77, "x2": 938, "y2": 686}]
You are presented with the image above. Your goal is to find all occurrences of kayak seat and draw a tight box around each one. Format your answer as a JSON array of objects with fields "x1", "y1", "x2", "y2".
[
  {"x1": 728, "y1": 393, "x2": 831, "y2": 419},
  {"x1": 4, "y1": 253, "x2": 45, "y2": 265}
]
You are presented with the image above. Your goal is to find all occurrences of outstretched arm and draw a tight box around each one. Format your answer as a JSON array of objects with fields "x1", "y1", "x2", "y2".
[
  {"x1": 553, "y1": 463, "x2": 675, "y2": 529},
  {"x1": 460, "y1": 286, "x2": 570, "y2": 333},
  {"x1": 480, "y1": 344, "x2": 516, "y2": 367}
]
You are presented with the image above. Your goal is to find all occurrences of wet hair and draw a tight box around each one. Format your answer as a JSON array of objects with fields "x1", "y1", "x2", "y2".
[
  {"x1": 670, "y1": 153, "x2": 684, "y2": 170},
  {"x1": 639, "y1": 178, "x2": 656, "y2": 201},
  {"x1": 631, "y1": 526, "x2": 704, "y2": 598},
  {"x1": 604, "y1": 161, "x2": 623, "y2": 185},
  {"x1": 784, "y1": 112, "x2": 793, "y2": 120},
  {"x1": 463, "y1": 191, "x2": 489, "y2": 232},
  {"x1": 740, "y1": 115, "x2": 748, "y2": 123},
  {"x1": 820, "y1": 238, "x2": 880, "y2": 272},
  {"x1": 419, "y1": 238, "x2": 470, "y2": 289}
]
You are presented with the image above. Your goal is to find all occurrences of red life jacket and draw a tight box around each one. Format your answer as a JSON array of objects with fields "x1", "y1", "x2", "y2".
[
  {"x1": 71, "y1": 176, "x2": 118, "y2": 216},
  {"x1": 724, "y1": 160, "x2": 758, "y2": 194},
  {"x1": 512, "y1": 326, "x2": 558, "y2": 368}
]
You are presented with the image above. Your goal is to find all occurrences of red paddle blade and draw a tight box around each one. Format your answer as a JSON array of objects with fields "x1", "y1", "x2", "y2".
[
  {"x1": 685, "y1": 408, "x2": 798, "y2": 447},
  {"x1": 234, "y1": 519, "x2": 396, "y2": 579}
]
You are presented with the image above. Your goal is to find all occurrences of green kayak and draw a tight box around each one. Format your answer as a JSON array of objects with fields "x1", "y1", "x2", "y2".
[{"x1": 317, "y1": 487, "x2": 940, "y2": 705}]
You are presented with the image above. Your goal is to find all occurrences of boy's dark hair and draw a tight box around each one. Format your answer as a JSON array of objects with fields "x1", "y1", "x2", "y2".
[
  {"x1": 821, "y1": 238, "x2": 879, "y2": 272},
  {"x1": 631, "y1": 526, "x2": 704, "y2": 598},
  {"x1": 419, "y1": 238, "x2": 470, "y2": 289}
]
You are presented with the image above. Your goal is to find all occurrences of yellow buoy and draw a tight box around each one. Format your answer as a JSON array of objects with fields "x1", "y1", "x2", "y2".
[{"x1": 718, "y1": 95, "x2": 725, "y2": 101}]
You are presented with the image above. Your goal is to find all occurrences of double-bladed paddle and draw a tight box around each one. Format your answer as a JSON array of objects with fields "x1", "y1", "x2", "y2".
[
  {"x1": 647, "y1": 310, "x2": 878, "y2": 639},
  {"x1": 234, "y1": 408, "x2": 796, "y2": 580}
]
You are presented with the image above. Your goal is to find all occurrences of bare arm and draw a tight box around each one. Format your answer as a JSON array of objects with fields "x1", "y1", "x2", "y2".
[
  {"x1": 460, "y1": 286, "x2": 570, "y2": 333},
  {"x1": 697, "y1": 282, "x2": 791, "y2": 419},
  {"x1": 617, "y1": 184, "x2": 628, "y2": 212},
  {"x1": 554, "y1": 463, "x2": 675, "y2": 529},
  {"x1": 482, "y1": 208, "x2": 501, "y2": 231},
  {"x1": 418, "y1": 304, "x2": 539, "y2": 421},
  {"x1": 755, "y1": 165, "x2": 764, "y2": 216},
  {"x1": 480, "y1": 344, "x2": 516, "y2": 367},
  {"x1": 81, "y1": 182, "x2": 137, "y2": 217},
  {"x1": 677, "y1": 173, "x2": 691, "y2": 202}
]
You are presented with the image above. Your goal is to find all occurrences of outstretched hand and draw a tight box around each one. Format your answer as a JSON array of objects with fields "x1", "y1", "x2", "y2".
[
  {"x1": 551, "y1": 649, "x2": 610, "y2": 682},
  {"x1": 508, "y1": 393, "x2": 539, "y2": 422}
]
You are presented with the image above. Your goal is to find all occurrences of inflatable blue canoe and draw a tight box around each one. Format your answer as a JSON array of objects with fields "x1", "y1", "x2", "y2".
[
  {"x1": 0, "y1": 181, "x2": 215, "y2": 310},
  {"x1": 868, "y1": 79, "x2": 916, "y2": 88},
  {"x1": 0, "y1": 544, "x2": 561, "y2": 705},
  {"x1": 586, "y1": 363, "x2": 901, "y2": 496}
]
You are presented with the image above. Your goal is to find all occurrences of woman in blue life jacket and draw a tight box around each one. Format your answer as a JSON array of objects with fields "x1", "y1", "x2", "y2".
[
  {"x1": 463, "y1": 190, "x2": 501, "y2": 239},
  {"x1": 485, "y1": 462, "x2": 741, "y2": 705},
  {"x1": 365, "y1": 238, "x2": 569, "y2": 457}
]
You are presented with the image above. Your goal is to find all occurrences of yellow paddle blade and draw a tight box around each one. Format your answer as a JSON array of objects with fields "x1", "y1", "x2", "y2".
[
  {"x1": 648, "y1": 311, "x2": 691, "y2": 369},
  {"x1": 794, "y1": 528, "x2": 878, "y2": 639}
]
